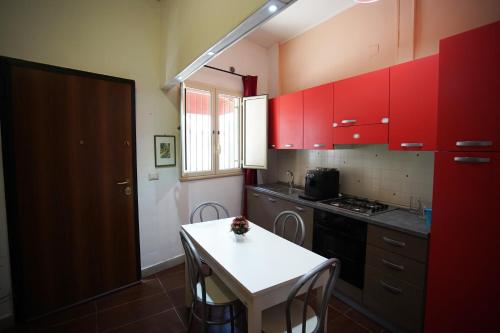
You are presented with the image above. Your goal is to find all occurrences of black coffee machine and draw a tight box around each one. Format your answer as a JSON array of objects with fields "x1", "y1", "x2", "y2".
[{"x1": 299, "y1": 168, "x2": 339, "y2": 201}]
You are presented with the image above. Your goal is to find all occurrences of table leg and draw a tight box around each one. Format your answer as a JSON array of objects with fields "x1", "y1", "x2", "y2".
[{"x1": 247, "y1": 303, "x2": 262, "y2": 333}]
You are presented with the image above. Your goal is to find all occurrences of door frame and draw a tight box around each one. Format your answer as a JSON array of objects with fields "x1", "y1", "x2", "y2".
[{"x1": 0, "y1": 56, "x2": 141, "y2": 321}]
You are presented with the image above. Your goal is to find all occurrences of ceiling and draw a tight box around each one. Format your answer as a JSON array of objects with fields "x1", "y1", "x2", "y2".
[{"x1": 246, "y1": 0, "x2": 357, "y2": 48}]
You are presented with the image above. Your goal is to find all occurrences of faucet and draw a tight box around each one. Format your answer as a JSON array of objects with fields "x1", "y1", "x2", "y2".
[{"x1": 286, "y1": 170, "x2": 294, "y2": 191}]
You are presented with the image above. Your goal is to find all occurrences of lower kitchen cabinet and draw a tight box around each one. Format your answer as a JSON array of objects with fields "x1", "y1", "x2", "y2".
[{"x1": 246, "y1": 189, "x2": 313, "y2": 250}]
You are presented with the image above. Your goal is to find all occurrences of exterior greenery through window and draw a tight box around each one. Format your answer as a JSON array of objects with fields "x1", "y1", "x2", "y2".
[{"x1": 181, "y1": 82, "x2": 242, "y2": 179}]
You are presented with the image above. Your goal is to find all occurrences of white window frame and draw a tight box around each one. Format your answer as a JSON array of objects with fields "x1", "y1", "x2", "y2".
[{"x1": 180, "y1": 81, "x2": 243, "y2": 180}]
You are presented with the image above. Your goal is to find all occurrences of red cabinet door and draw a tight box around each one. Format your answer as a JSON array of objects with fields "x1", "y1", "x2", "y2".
[
  {"x1": 268, "y1": 97, "x2": 280, "y2": 149},
  {"x1": 303, "y1": 83, "x2": 334, "y2": 150},
  {"x1": 334, "y1": 68, "x2": 389, "y2": 127},
  {"x1": 425, "y1": 152, "x2": 500, "y2": 333},
  {"x1": 437, "y1": 21, "x2": 500, "y2": 152},
  {"x1": 279, "y1": 90, "x2": 303, "y2": 149},
  {"x1": 389, "y1": 55, "x2": 439, "y2": 151},
  {"x1": 333, "y1": 124, "x2": 388, "y2": 145}
]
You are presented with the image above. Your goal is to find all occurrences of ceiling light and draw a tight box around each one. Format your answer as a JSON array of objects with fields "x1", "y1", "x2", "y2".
[
  {"x1": 268, "y1": 4, "x2": 278, "y2": 13},
  {"x1": 354, "y1": 0, "x2": 380, "y2": 3}
]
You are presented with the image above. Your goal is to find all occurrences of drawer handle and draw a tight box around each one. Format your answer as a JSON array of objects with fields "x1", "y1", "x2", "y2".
[
  {"x1": 270, "y1": 144, "x2": 276, "y2": 148},
  {"x1": 252, "y1": 193, "x2": 260, "y2": 197},
  {"x1": 453, "y1": 157, "x2": 490, "y2": 164},
  {"x1": 313, "y1": 143, "x2": 325, "y2": 148},
  {"x1": 382, "y1": 237, "x2": 406, "y2": 248},
  {"x1": 341, "y1": 119, "x2": 357, "y2": 125},
  {"x1": 456, "y1": 140, "x2": 492, "y2": 147},
  {"x1": 380, "y1": 280, "x2": 403, "y2": 295},
  {"x1": 268, "y1": 197, "x2": 276, "y2": 203},
  {"x1": 382, "y1": 259, "x2": 405, "y2": 271},
  {"x1": 284, "y1": 144, "x2": 294, "y2": 148},
  {"x1": 295, "y1": 206, "x2": 304, "y2": 212},
  {"x1": 401, "y1": 143, "x2": 423, "y2": 148}
]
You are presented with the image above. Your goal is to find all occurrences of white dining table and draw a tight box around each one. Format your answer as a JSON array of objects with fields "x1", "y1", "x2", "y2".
[{"x1": 181, "y1": 218, "x2": 328, "y2": 333}]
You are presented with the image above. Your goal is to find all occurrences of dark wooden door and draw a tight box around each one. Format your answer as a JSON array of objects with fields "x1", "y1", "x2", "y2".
[{"x1": 0, "y1": 58, "x2": 140, "y2": 320}]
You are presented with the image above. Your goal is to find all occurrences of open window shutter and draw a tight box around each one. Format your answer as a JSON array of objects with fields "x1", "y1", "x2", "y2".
[{"x1": 241, "y1": 95, "x2": 268, "y2": 169}]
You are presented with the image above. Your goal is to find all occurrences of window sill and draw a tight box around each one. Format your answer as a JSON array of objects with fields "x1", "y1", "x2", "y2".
[{"x1": 179, "y1": 172, "x2": 243, "y2": 182}]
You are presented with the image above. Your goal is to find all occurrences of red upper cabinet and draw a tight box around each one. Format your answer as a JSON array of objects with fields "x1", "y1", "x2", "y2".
[
  {"x1": 334, "y1": 68, "x2": 390, "y2": 127},
  {"x1": 437, "y1": 21, "x2": 500, "y2": 152},
  {"x1": 279, "y1": 90, "x2": 304, "y2": 149},
  {"x1": 389, "y1": 55, "x2": 439, "y2": 151},
  {"x1": 268, "y1": 97, "x2": 280, "y2": 149},
  {"x1": 303, "y1": 83, "x2": 334, "y2": 150}
]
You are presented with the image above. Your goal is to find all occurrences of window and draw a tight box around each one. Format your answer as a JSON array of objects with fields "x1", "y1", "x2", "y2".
[{"x1": 181, "y1": 82, "x2": 242, "y2": 179}]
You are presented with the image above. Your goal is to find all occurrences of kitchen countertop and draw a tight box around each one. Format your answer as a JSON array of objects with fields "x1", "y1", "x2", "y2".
[{"x1": 247, "y1": 184, "x2": 430, "y2": 239}]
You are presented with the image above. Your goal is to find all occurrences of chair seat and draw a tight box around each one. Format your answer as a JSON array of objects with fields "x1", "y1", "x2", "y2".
[
  {"x1": 196, "y1": 274, "x2": 238, "y2": 305},
  {"x1": 262, "y1": 300, "x2": 318, "y2": 333}
]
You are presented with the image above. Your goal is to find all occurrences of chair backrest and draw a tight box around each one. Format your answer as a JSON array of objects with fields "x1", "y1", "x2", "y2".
[
  {"x1": 273, "y1": 211, "x2": 306, "y2": 246},
  {"x1": 179, "y1": 229, "x2": 208, "y2": 305},
  {"x1": 189, "y1": 202, "x2": 230, "y2": 224},
  {"x1": 286, "y1": 258, "x2": 341, "y2": 333}
]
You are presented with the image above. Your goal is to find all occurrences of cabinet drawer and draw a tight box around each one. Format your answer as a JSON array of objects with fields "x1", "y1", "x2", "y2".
[
  {"x1": 280, "y1": 202, "x2": 313, "y2": 250},
  {"x1": 366, "y1": 244, "x2": 426, "y2": 287},
  {"x1": 364, "y1": 266, "x2": 424, "y2": 333},
  {"x1": 367, "y1": 225, "x2": 427, "y2": 262}
]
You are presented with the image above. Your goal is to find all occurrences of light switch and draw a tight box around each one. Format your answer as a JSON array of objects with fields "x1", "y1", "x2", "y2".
[{"x1": 148, "y1": 173, "x2": 159, "y2": 181}]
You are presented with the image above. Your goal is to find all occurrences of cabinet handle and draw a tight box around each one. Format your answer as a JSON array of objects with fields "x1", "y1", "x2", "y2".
[
  {"x1": 268, "y1": 197, "x2": 276, "y2": 203},
  {"x1": 382, "y1": 259, "x2": 405, "y2": 271},
  {"x1": 382, "y1": 236, "x2": 406, "y2": 248},
  {"x1": 454, "y1": 157, "x2": 490, "y2": 164},
  {"x1": 295, "y1": 206, "x2": 304, "y2": 212},
  {"x1": 284, "y1": 144, "x2": 294, "y2": 148},
  {"x1": 341, "y1": 119, "x2": 357, "y2": 125},
  {"x1": 353, "y1": 133, "x2": 360, "y2": 139},
  {"x1": 252, "y1": 193, "x2": 260, "y2": 197},
  {"x1": 313, "y1": 143, "x2": 325, "y2": 148},
  {"x1": 456, "y1": 140, "x2": 492, "y2": 147},
  {"x1": 401, "y1": 143, "x2": 424, "y2": 148},
  {"x1": 380, "y1": 280, "x2": 403, "y2": 295},
  {"x1": 270, "y1": 144, "x2": 276, "y2": 148}
]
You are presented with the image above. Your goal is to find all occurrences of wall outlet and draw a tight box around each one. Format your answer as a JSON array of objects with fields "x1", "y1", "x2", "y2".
[{"x1": 148, "y1": 173, "x2": 159, "y2": 181}]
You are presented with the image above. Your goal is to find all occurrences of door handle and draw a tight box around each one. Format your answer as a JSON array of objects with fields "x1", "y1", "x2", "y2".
[
  {"x1": 456, "y1": 140, "x2": 492, "y2": 147},
  {"x1": 284, "y1": 144, "x2": 294, "y2": 148},
  {"x1": 252, "y1": 193, "x2": 260, "y2": 197},
  {"x1": 313, "y1": 144, "x2": 325, "y2": 148},
  {"x1": 295, "y1": 206, "x2": 304, "y2": 212},
  {"x1": 116, "y1": 179, "x2": 130, "y2": 185},
  {"x1": 268, "y1": 197, "x2": 276, "y2": 202},
  {"x1": 401, "y1": 143, "x2": 424, "y2": 148},
  {"x1": 453, "y1": 157, "x2": 490, "y2": 163},
  {"x1": 341, "y1": 119, "x2": 357, "y2": 125}
]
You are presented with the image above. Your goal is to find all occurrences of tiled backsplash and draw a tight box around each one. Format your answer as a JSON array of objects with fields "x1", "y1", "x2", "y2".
[{"x1": 265, "y1": 145, "x2": 434, "y2": 208}]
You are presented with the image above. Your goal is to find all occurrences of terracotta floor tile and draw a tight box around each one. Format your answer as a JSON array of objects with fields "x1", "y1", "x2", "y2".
[
  {"x1": 29, "y1": 301, "x2": 96, "y2": 330},
  {"x1": 167, "y1": 286, "x2": 186, "y2": 308},
  {"x1": 97, "y1": 293, "x2": 173, "y2": 332},
  {"x1": 96, "y1": 278, "x2": 164, "y2": 311},
  {"x1": 344, "y1": 308, "x2": 386, "y2": 333},
  {"x1": 157, "y1": 270, "x2": 185, "y2": 291},
  {"x1": 155, "y1": 265, "x2": 184, "y2": 279},
  {"x1": 106, "y1": 309, "x2": 184, "y2": 333},
  {"x1": 328, "y1": 314, "x2": 370, "y2": 333},
  {"x1": 36, "y1": 314, "x2": 97, "y2": 333}
]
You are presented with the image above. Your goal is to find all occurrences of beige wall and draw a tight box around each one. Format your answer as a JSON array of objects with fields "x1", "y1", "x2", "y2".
[
  {"x1": 161, "y1": 0, "x2": 266, "y2": 84},
  {"x1": 279, "y1": 0, "x2": 500, "y2": 94}
]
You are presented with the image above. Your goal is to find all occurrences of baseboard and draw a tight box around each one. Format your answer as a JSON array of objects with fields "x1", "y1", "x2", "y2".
[{"x1": 141, "y1": 254, "x2": 185, "y2": 277}]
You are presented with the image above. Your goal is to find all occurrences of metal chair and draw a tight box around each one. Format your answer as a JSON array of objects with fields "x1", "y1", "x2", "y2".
[
  {"x1": 273, "y1": 211, "x2": 306, "y2": 246},
  {"x1": 262, "y1": 258, "x2": 342, "y2": 333},
  {"x1": 180, "y1": 229, "x2": 243, "y2": 333},
  {"x1": 190, "y1": 202, "x2": 230, "y2": 224}
]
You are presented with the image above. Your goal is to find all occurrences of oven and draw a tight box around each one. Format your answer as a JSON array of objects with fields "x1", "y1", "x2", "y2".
[{"x1": 313, "y1": 209, "x2": 367, "y2": 289}]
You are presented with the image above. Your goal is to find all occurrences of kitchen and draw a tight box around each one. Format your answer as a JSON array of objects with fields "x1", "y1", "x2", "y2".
[{"x1": 0, "y1": 0, "x2": 499, "y2": 332}]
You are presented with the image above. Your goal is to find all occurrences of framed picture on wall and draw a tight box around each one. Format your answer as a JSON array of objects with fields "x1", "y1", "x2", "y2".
[{"x1": 154, "y1": 135, "x2": 176, "y2": 167}]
